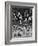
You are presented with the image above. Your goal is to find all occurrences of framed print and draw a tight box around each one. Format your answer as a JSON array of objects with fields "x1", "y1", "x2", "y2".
[{"x1": 5, "y1": 1, "x2": 37, "y2": 44}]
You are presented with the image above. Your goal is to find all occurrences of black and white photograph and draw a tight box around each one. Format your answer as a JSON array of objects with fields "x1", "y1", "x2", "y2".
[
  {"x1": 5, "y1": 2, "x2": 37, "y2": 44},
  {"x1": 10, "y1": 5, "x2": 32, "y2": 38}
]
